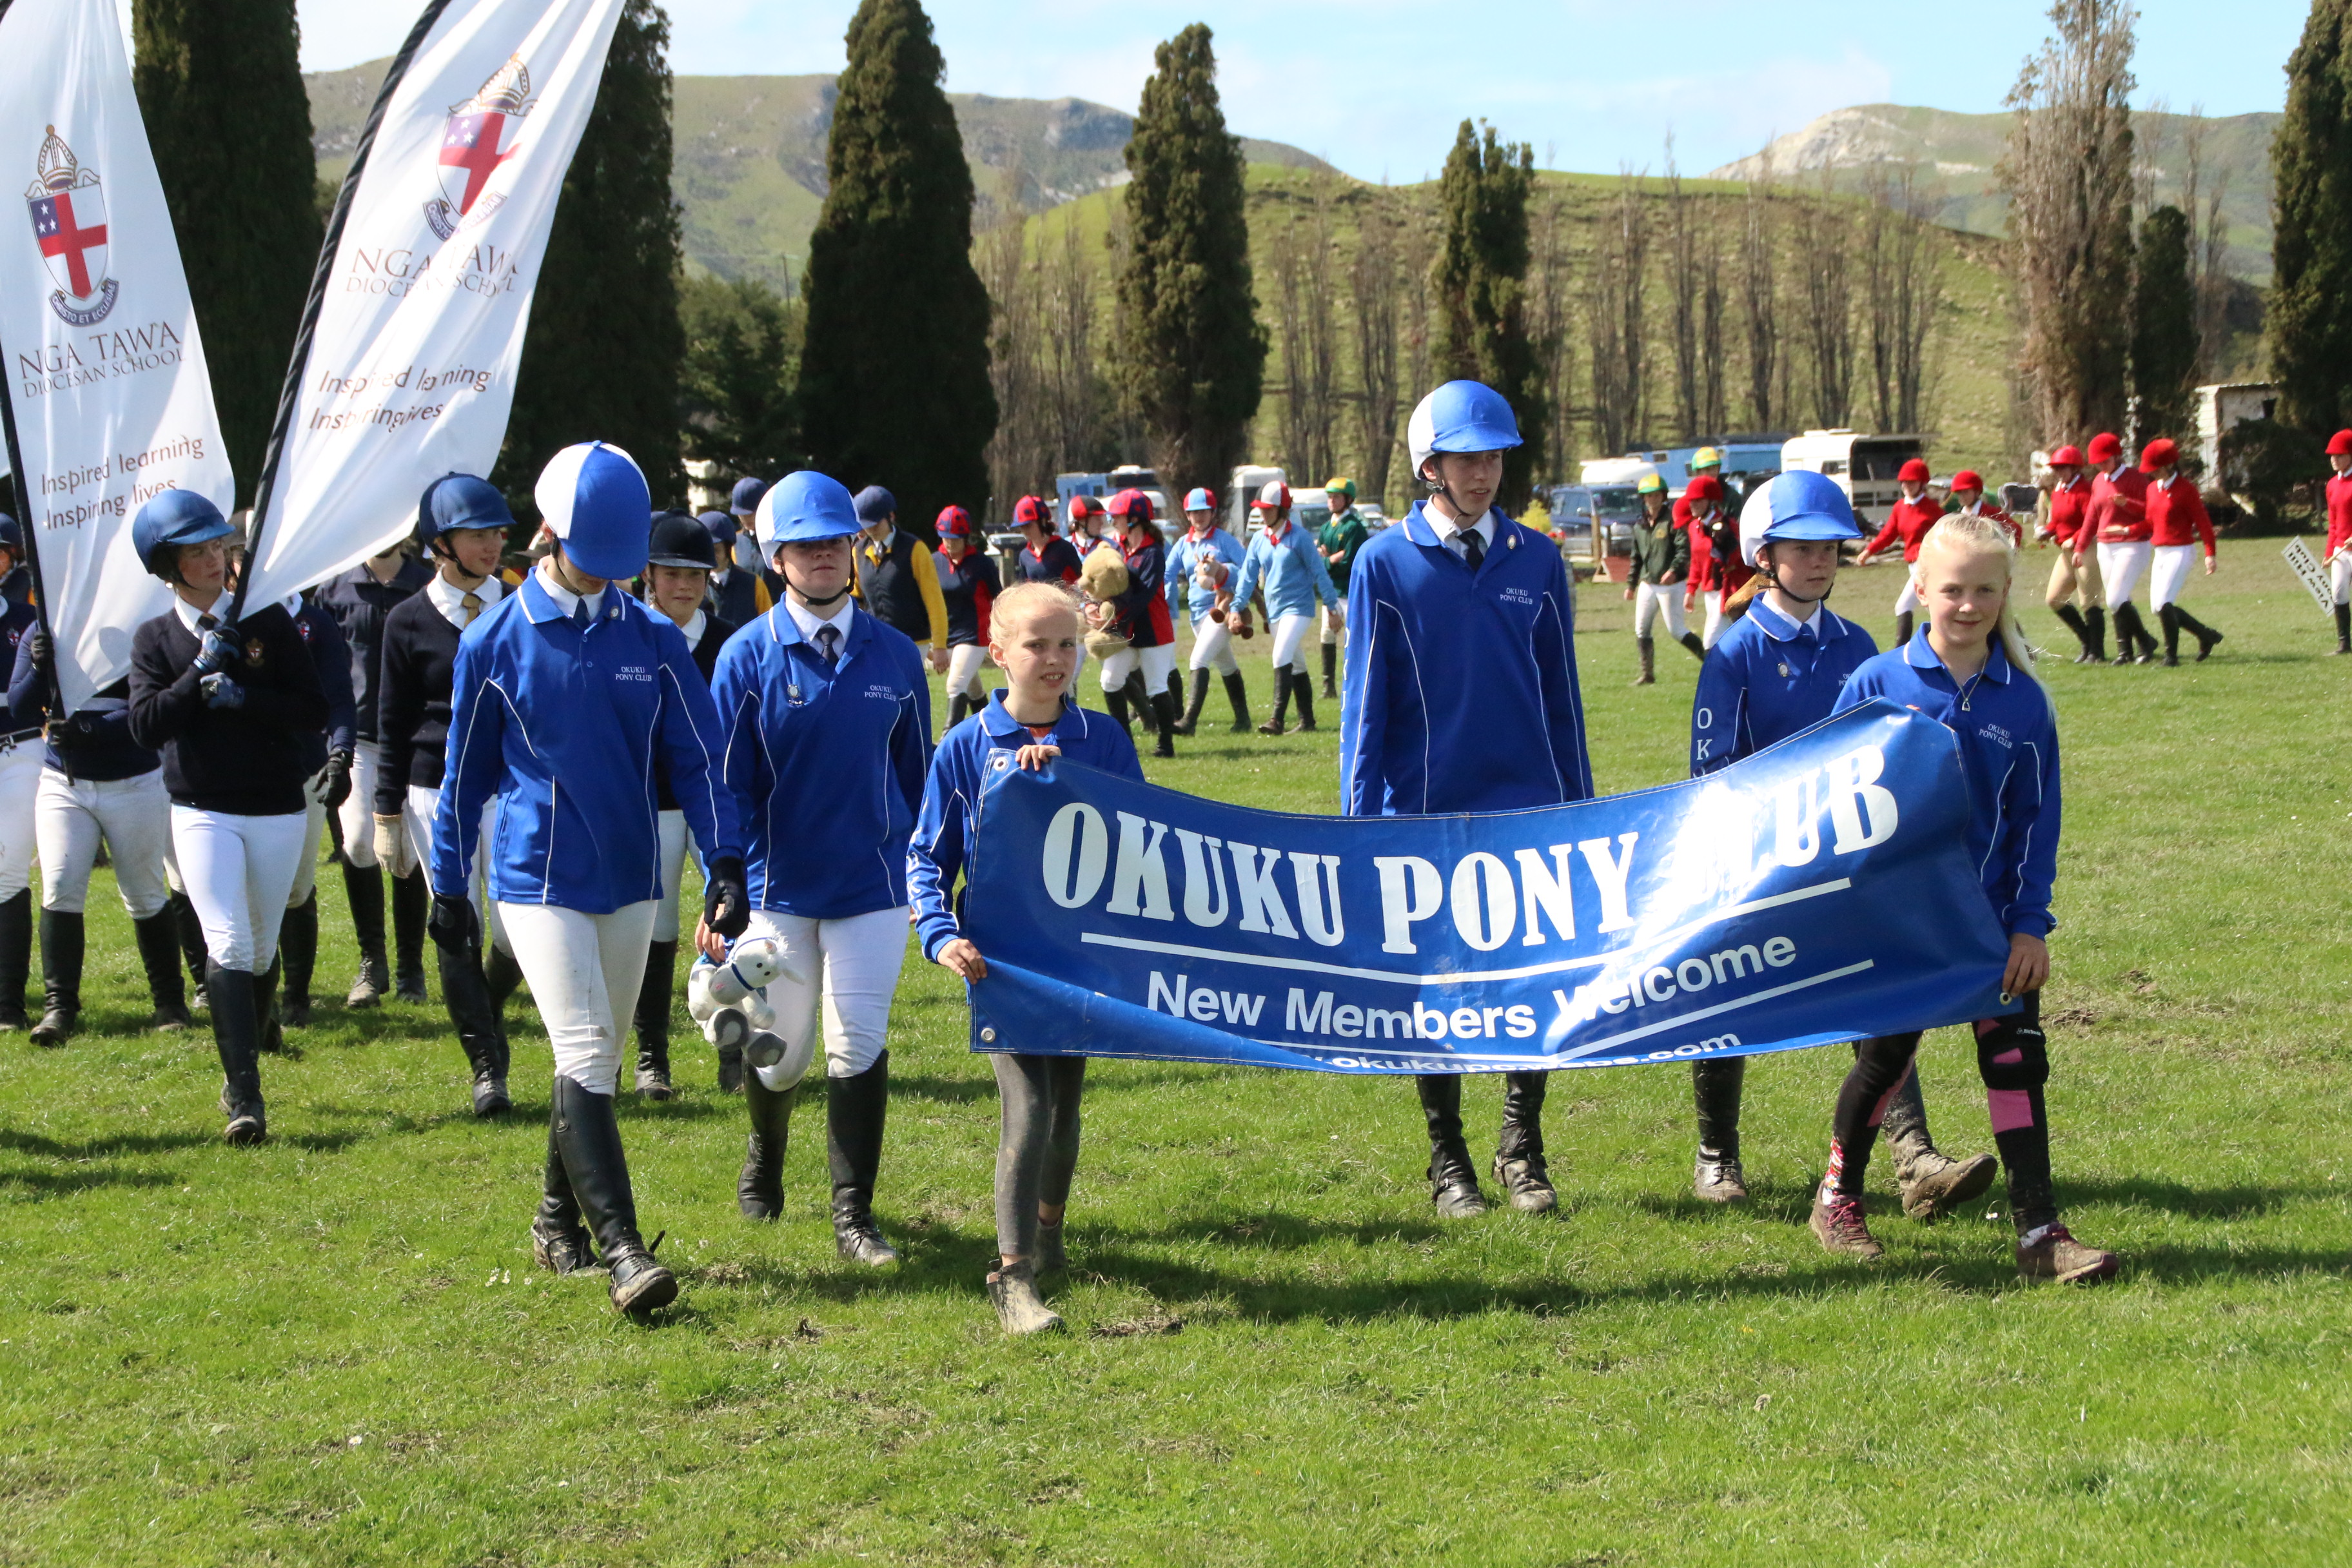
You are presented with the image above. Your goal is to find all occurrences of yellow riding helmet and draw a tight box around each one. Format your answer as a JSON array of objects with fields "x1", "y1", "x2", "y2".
[
  {"x1": 1637, "y1": 473, "x2": 1665, "y2": 495},
  {"x1": 1325, "y1": 476, "x2": 1356, "y2": 500},
  {"x1": 1691, "y1": 446, "x2": 1721, "y2": 471}
]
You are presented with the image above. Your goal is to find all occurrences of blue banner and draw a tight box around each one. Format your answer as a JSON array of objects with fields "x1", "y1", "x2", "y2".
[{"x1": 961, "y1": 700, "x2": 2012, "y2": 1073}]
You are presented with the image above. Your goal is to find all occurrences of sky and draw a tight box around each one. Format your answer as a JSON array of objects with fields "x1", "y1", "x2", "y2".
[{"x1": 281, "y1": 0, "x2": 2307, "y2": 181}]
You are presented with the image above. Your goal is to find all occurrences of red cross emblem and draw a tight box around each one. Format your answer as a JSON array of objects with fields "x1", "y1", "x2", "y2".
[
  {"x1": 32, "y1": 190, "x2": 105, "y2": 297},
  {"x1": 25, "y1": 128, "x2": 114, "y2": 325},
  {"x1": 437, "y1": 111, "x2": 518, "y2": 218}
]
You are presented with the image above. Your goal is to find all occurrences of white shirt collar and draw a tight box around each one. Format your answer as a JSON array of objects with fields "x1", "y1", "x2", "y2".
[
  {"x1": 172, "y1": 589, "x2": 228, "y2": 636},
  {"x1": 1426, "y1": 504, "x2": 1494, "y2": 558},
  {"x1": 1752, "y1": 595, "x2": 1825, "y2": 639},
  {"x1": 533, "y1": 558, "x2": 603, "y2": 620},
  {"x1": 427, "y1": 571, "x2": 503, "y2": 628},
  {"x1": 709, "y1": 564, "x2": 732, "y2": 586},
  {"x1": 783, "y1": 592, "x2": 854, "y2": 645},
  {"x1": 649, "y1": 602, "x2": 707, "y2": 643},
  {"x1": 2155, "y1": 473, "x2": 2176, "y2": 490}
]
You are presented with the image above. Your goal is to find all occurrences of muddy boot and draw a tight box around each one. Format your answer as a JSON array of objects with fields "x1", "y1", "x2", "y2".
[
  {"x1": 828, "y1": 1052, "x2": 900, "y2": 1266},
  {"x1": 2015, "y1": 1222, "x2": 2120, "y2": 1285},
  {"x1": 173, "y1": 892, "x2": 208, "y2": 1010},
  {"x1": 1809, "y1": 1192, "x2": 1883, "y2": 1259},
  {"x1": 1690, "y1": 1057, "x2": 1747, "y2": 1202},
  {"x1": 1633, "y1": 635, "x2": 1656, "y2": 686},
  {"x1": 1319, "y1": 642, "x2": 1338, "y2": 698},
  {"x1": 530, "y1": 1113, "x2": 599, "y2": 1275},
  {"x1": 738, "y1": 1069, "x2": 796, "y2": 1220},
  {"x1": 208, "y1": 961, "x2": 266, "y2": 1145},
  {"x1": 277, "y1": 890, "x2": 318, "y2": 1028},
  {"x1": 2336, "y1": 604, "x2": 2351, "y2": 654},
  {"x1": 1035, "y1": 1219, "x2": 1067, "y2": 1275},
  {"x1": 632, "y1": 939, "x2": 676, "y2": 1100},
  {"x1": 0, "y1": 889, "x2": 29, "y2": 1029},
  {"x1": 1257, "y1": 671, "x2": 1291, "y2": 736},
  {"x1": 342, "y1": 863, "x2": 387, "y2": 1007},
  {"x1": 2083, "y1": 605, "x2": 2108, "y2": 663},
  {"x1": 1417, "y1": 1074, "x2": 1487, "y2": 1217},
  {"x1": 2177, "y1": 606, "x2": 2222, "y2": 661},
  {"x1": 2157, "y1": 603, "x2": 2182, "y2": 666},
  {"x1": 986, "y1": 1259, "x2": 1064, "y2": 1335},
  {"x1": 1493, "y1": 1070, "x2": 1556, "y2": 1213},
  {"x1": 1893, "y1": 611, "x2": 1914, "y2": 648},
  {"x1": 437, "y1": 940, "x2": 511, "y2": 1117},
  {"x1": 391, "y1": 868, "x2": 429, "y2": 1002},
  {"x1": 1222, "y1": 671, "x2": 1251, "y2": 733},
  {"x1": 1175, "y1": 669, "x2": 1209, "y2": 736},
  {"x1": 1678, "y1": 630, "x2": 1707, "y2": 662},
  {"x1": 552, "y1": 1077, "x2": 676, "y2": 1314},
  {"x1": 30, "y1": 909, "x2": 81, "y2": 1047},
  {"x1": 133, "y1": 908, "x2": 192, "y2": 1030},
  {"x1": 1883, "y1": 1064, "x2": 1998, "y2": 1220}
]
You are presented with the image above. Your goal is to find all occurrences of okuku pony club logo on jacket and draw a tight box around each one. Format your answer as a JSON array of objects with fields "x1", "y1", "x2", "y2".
[
  {"x1": 425, "y1": 54, "x2": 533, "y2": 241},
  {"x1": 24, "y1": 125, "x2": 115, "y2": 328}
]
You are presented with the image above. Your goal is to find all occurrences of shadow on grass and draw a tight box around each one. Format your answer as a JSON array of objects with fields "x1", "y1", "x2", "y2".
[
  {"x1": 0, "y1": 1162, "x2": 181, "y2": 1199},
  {"x1": 0, "y1": 1127, "x2": 211, "y2": 1160},
  {"x1": 2063, "y1": 1175, "x2": 2333, "y2": 1220}
]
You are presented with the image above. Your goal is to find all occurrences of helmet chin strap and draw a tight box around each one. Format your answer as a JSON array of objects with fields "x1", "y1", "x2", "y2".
[
  {"x1": 792, "y1": 580, "x2": 852, "y2": 609},
  {"x1": 1422, "y1": 460, "x2": 1480, "y2": 524}
]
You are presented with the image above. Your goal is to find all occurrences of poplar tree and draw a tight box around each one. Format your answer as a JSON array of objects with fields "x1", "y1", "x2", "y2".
[
  {"x1": 2129, "y1": 205, "x2": 2197, "y2": 443},
  {"x1": 500, "y1": 0, "x2": 687, "y2": 509},
  {"x1": 2271, "y1": 0, "x2": 2352, "y2": 432},
  {"x1": 1433, "y1": 121, "x2": 1544, "y2": 507},
  {"x1": 133, "y1": 0, "x2": 321, "y2": 504},
  {"x1": 798, "y1": 0, "x2": 995, "y2": 534},
  {"x1": 1114, "y1": 23, "x2": 1264, "y2": 493}
]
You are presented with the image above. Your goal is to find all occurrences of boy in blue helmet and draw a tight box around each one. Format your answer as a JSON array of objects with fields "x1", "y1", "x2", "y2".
[
  {"x1": 1340, "y1": 380, "x2": 1593, "y2": 1219},
  {"x1": 1683, "y1": 473, "x2": 1995, "y2": 1215}
]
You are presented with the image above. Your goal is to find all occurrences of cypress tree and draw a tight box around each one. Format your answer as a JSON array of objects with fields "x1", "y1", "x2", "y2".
[
  {"x1": 1114, "y1": 23, "x2": 1264, "y2": 494},
  {"x1": 2129, "y1": 205, "x2": 2197, "y2": 443},
  {"x1": 2271, "y1": 0, "x2": 2352, "y2": 433},
  {"x1": 133, "y1": 0, "x2": 321, "y2": 504},
  {"x1": 680, "y1": 275, "x2": 800, "y2": 484},
  {"x1": 1433, "y1": 121, "x2": 1544, "y2": 508},
  {"x1": 499, "y1": 0, "x2": 687, "y2": 509},
  {"x1": 798, "y1": 0, "x2": 995, "y2": 535}
]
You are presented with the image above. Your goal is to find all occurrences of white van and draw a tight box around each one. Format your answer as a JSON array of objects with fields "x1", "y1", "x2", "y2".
[{"x1": 1778, "y1": 429, "x2": 1927, "y2": 525}]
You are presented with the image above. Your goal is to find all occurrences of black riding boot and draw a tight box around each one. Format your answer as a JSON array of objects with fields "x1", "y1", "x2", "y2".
[
  {"x1": 1122, "y1": 673, "x2": 1170, "y2": 758},
  {"x1": 0, "y1": 888, "x2": 30, "y2": 1028},
  {"x1": 437, "y1": 939, "x2": 511, "y2": 1116},
  {"x1": 1319, "y1": 642, "x2": 1338, "y2": 698},
  {"x1": 208, "y1": 960, "x2": 266, "y2": 1144},
  {"x1": 1494, "y1": 1071, "x2": 1557, "y2": 1212},
  {"x1": 133, "y1": 908, "x2": 191, "y2": 1028},
  {"x1": 391, "y1": 868, "x2": 429, "y2": 1002},
  {"x1": 948, "y1": 692, "x2": 971, "y2": 729},
  {"x1": 1893, "y1": 611, "x2": 1914, "y2": 647},
  {"x1": 551, "y1": 1076, "x2": 676, "y2": 1313},
  {"x1": 2336, "y1": 603, "x2": 2351, "y2": 654},
  {"x1": 1177, "y1": 669, "x2": 1210, "y2": 736},
  {"x1": 173, "y1": 892, "x2": 208, "y2": 1009},
  {"x1": 278, "y1": 890, "x2": 318, "y2": 1027},
  {"x1": 738, "y1": 1070, "x2": 796, "y2": 1220},
  {"x1": 2157, "y1": 603, "x2": 2182, "y2": 666},
  {"x1": 342, "y1": 862, "x2": 387, "y2": 1006},
  {"x1": 1104, "y1": 685, "x2": 1132, "y2": 732},
  {"x1": 633, "y1": 940, "x2": 677, "y2": 1099},
  {"x1": 1291, "y1": 671, "x2": 1317, "y2": 732},
  {"x1": 1678, "y1": 630, "x2": 1707, "y2": 661},
  {"x1": 2112, "y1": 603, "x2": 2151, "y2": 664},
  {"x1": 2051, "y1": 602, "x2": 2091, "y2": 660},
  {"x1": 254, "y1": 956, "x2": 285, "y2": 1057},
  {"x1": 484, "y1": 943, "x2": 523, "y2": 1075},
  {"x1": 1690, "y1": 1057, "x2": 1747, "y2": 1201},
  {"x1": 2175, "y1": 605, "x2": 2223, "y2": 661},
  {"x1": 1416, "y1": 1074, "x2": 1486, "y2": 1217},
  {"x1": 31, "y1": 908, "x2": 82, "y2": 1047},
  {"x1": 827, "y1": 1052, "x2": 900, "y2": 1265},
  {"x1": 1257, "y1": 670, "x2": 1292, "y2": 736},
  {"x1": 1222, "y1": 671, "x2": 1251, "y2": 732},
  {"x1": 530, "y1": 1112, "x2": 596, "y2": 1275},
  {"x1": 2084, "y1": 605, "x2": 2108, "y2": 662}
]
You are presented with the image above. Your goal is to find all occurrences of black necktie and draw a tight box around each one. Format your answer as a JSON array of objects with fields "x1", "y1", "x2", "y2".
[
  {"x1": 197, "y1": 612, "x2": 218, "y2": 632},
  {"x1": 816, "y1": 624, "x2": 841, "y2": 666},
  {"x1": 1459, "y1": 527, "x2": 1485, "y2": 571}
]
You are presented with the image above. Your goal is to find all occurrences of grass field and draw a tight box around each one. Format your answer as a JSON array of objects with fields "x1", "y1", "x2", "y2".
[{"x1": 3, "y1": 546, "x2": 2348, "y2": 1565}]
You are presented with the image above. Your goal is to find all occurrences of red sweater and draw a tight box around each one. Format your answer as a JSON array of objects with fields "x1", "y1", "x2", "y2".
[
  {"x1": 2144, "y1": 476, "x2": 2215, "y2": 554},
  {"x1": 2327, "y1": 473, "x2": 2352, "y2": 558},
  {"x1": 1953, "y1": 501, "x2": 2023, "y2": 546},
  {"x1": 2044, "y1": 477, "x2": 2091, "y2": 547},
  {"x1": 1864, "y1": 495, "x2": 1943, "y2": 562},
  {"x1": 2090, "y1": 465, "x2": 2150, "y2": 544},
  {"x1": 1674, "y1": 495, "x2": 1714, "y2": 591}
]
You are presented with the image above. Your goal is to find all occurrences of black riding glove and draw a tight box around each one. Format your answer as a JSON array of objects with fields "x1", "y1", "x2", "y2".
[
  {"x1": 427, "y1": 891, "x2": 480, "y2": 951},
  {"x1": 703, "y1": 854, "x2": 750, "y2": 939},
  {"x1": 322, "y1": 750, "x2": 354, "y2": 810}
]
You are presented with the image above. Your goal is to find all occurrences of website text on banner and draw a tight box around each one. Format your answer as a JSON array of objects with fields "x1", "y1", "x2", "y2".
[
  {"x1": 0, "y1": 0, "x2": 233, "y2": 710},
  {"x1": 239, "y1": 0, "x2": 625, "y2": 609},
  {"x1": 961, "y1": 701, "x2": 2014, "y2": 1073}
]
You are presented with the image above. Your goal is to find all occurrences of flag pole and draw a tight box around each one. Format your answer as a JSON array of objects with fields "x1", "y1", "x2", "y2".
[{"x1": 227, "y1": 0, "x2": 455, "y2": 625}]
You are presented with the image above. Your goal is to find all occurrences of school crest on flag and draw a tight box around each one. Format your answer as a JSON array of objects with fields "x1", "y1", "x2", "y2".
[
  {"x1": 426, "y1": 54, "x2": 532, "y2": 240},
  {"x1": 25, "y1": 124, "x2": 115, "y2": 326}
]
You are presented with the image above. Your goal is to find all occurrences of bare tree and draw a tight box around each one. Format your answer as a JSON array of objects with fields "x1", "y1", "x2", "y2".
[
  {"x1": 979, "y1": 204, "x2": 1052, "y2": 517},
  {"x1": 1268, "y1": 173, "x2": 1343, "y2": 485},
  {"x1": 1998, "y1": 0, "x2": 2139, "y2": 444},
  {"x1": 1740, "y1": 159, "x2": 1779, "y2": 429},
  {"x1": 1861, "y1": 164, "x2": 1946, "y2": 433},
  {"x1": 1525, "y1": 189, "x2": 1578, "y2": 478},
  {"x1": 1700, "y1": 233, "x2": 1729, "y2": 435},
  {"x1": 1395, "y1": 203, "x2": 1438, "y2": 504},
  {"x1": 1790, "y1": 172, "x2": 1859, "y2": 427},
  {"x1": 1585, "y1": 168, "x2": 1651, "y2": 455},
  {"x1": 1040, "y1": 215, "x2": 1100, "y2": 478},
  {"x1": 1349, "y1": 188, "x2": 1404, "y2": 503},
  {"x1": 2177, "y1": 104, "x2": 2232, "y2": 381},
  {"x1": 1662, "y1": 136, "x2": 1701, "y2": 438}
]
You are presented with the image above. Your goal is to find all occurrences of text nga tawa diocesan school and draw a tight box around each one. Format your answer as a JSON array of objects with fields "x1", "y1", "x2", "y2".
[{"x1": 959, "y1": 701, "x2": 2017, "y2": 1074}]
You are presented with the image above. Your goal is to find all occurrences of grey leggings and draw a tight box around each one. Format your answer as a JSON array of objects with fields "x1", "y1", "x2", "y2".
[{"x1": 992, "y1": 1053, "x2": 1087, "y2": 1260}]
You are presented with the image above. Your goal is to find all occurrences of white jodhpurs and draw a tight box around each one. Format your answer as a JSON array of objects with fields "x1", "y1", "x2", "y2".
[
  {"x1": 745, "y1": 905, "x2": 910, "y2": 1089},
  {"x1": 2149, "y1": 544, "x2": 2198, "y2": 610},
  {"x1": 945, "y1": 643, "x2": 990, "y2": 701},
  {"x1": 335, "y1": 741, "x2": 386, "y2": 869},
  {"x1": 0, "y1": 743, "x2": 42, "y2": 903},
  {"x1": 406, "y1": 783, "x2": 508, "y2": 952},
  {"x1": 1268, "y1": 613, "x2": 1315, "y2": 674},
  {"x1": 37, "y1": 767, "x2": 172, "y2": 917},
  {"x1": 2098, "y1": 540, "x2": 2153, "y2": 607},
  {"x1": 1632, "y1": 582, "x2": 1688, "y2": 640},
  {"x1": 1187, "y1": 614, "x2": 1239, "y2": 675},
  {"x1": 171, "y1": 806, "x2": 308, "y2": 972},
  {"x1": 1097, "y1": 642, "x2": 1177, "y2": 692},
  {"x1": 653, "y1": 808, "x2": 703, "y2": 944},
  {"x1": 493, "y1": 899, "x2": 658, "y2": 1095}
]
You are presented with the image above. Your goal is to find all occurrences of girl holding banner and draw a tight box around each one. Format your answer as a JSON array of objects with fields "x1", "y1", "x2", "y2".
[
  {"x1": 1687, "y1": 474, "x2": 1997, "y2": 1217},
  {"x1": 127, "y1": 493, "x2": 329, "y2": 1146},
  {"x1": 910, "y1": 580, "x2": 1144, "y2": 1334},
  {"x1": 1812, "y1": 514, "x2": 2119, "y2": 1284},
  {"x1": 707, "y1": 473, "x2": 930, "y2": 1269}
]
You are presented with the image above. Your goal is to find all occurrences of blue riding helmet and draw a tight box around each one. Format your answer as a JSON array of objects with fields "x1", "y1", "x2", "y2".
[
  {"x1": 755, "y1": 471, "x2": 862, "y2": 551},
  {"x1": 729, "y1": 476, "x2": 768, "y2": 517},
  {"x1": 852, "y1": 485, "x2": 896, "y2": 525},
  {"x1": 132, "y1": 490, "x2": 237, "y2": 579},
  {"x1": 534, "y1": 441, "x2": 652, "y2": 582},
  {"x1": 1407, "y1": 380, "x2": 1523, "y2": 480},
  {"x1": 415, "y1": 473, "x2": 514, "y2": 553},
  {"x1": 1739, "y1": 470, "x2": 1863, "y2": 568}
]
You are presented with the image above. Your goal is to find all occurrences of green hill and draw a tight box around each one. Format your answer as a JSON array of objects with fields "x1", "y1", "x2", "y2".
[
  {"x1": 303, "y1": 62, "x2": 1332, "y2": 291},
  {"x1": 1708, "y1": 104, "x2": 2277, "y2": 282}
]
